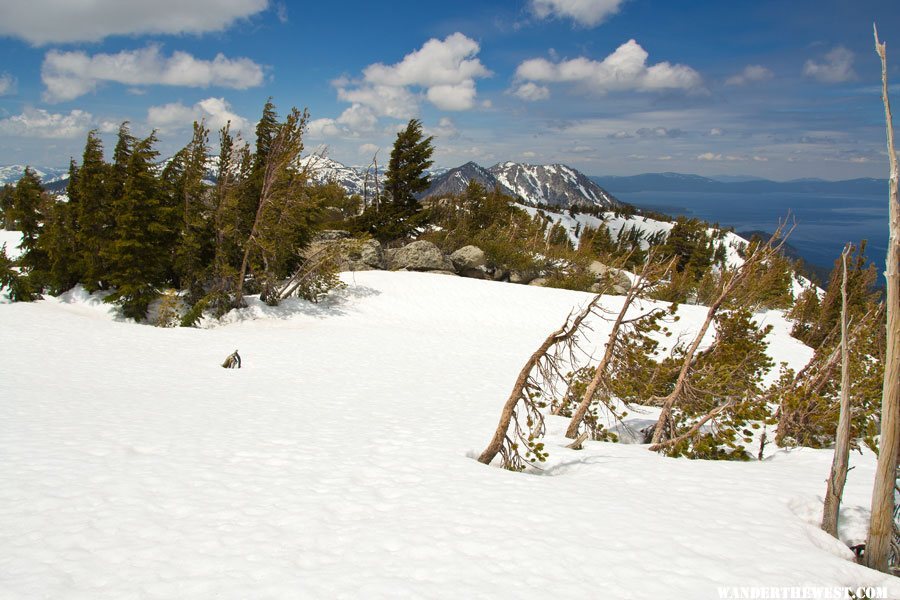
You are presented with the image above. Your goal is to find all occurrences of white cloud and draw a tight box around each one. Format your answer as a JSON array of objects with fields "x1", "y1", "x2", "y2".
[
  {"x1": 335, "y1": 33, "x2": 491, "y2": 116},
  {"x1": 336, "y1": 84, "x2": 418, "y2": 119},
  {"x1": 358, "y1": 143, "x2": 380, "y2": 157},
  {"x1": 725, "y1": 64, "x2": 773, "y2": 86},
  {"x1": 429, "y1": 117, "x2": 459, "y2": 140},
  {"x1": 0, "y1": 0, "x2": 268, "y2": 45},
  {"x1": 512, "y1": 82, "x2": 550, "y2": 101},
  {"x1": 307, "y1": 118, "x2": 341, "y2": 139},
  {"x1": 708, "y1": 127, "x2": 723, "y2": 136},
  {"x1": 0, "y1": 107, "x2": 93, "y2": 139},
  {"x1": 147, "y1": 97, "x2": 250, "y2": 134},
  {"x1": 530, "y1": 0, "x2": 625, "y2": 27},
  {"x1": 336, "y1": 104, "x2": 378, "y2": 132},
  {"x1": 0, "y1": 73, "x2": 16, "y2": 96},
  {"x1": 42, "y1": 46, "x2": 265, "y2": 103},
  {"x1": 803, "y1": 47, "x2": 855, "y2": 83},
  {"x1": 697, "y1": 152, "x2": 743, "y2": 161},
  {"x1": 515, "y1": 40, "x2": 703, "y2": 95}
]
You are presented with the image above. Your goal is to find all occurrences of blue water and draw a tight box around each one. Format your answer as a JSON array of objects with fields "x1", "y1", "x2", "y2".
[{"x1": 618, "y1": 191, "x2": 890, "y2": 280}]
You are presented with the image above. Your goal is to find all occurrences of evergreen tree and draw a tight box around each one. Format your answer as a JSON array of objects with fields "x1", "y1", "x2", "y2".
[
  {"x1": 383, "y1": 118, "x2": 434, "y2": 211},
  {"x1": 75, "y1": 130, "x2": 112, "y2": 291},
  {"x1": 11, "y1": 168, "x2": 51, "y2": 289},
  {"x1": 104, "y1": 132, "x2": 174, "y2": 320},
  {"x1": 163, "y1": 121, "x2": 213, "y2": 299}
]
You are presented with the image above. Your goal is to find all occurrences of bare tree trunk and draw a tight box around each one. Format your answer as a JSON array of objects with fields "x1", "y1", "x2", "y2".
[
  {"x1": 650, "y1": 224, "x2": 791, "y2": 447},
  {"x1": 822, "y1": 244, "x2": 853, "y2": 538},
  {"x1": 564, "y1": 256, "x2": 669, "y2": 438},
  {"x1": 865, "y1": 26, "x2": 900, "y2": 573},
  {"x1": 478, "y1": 296, "x2": 602, "y2": 468},
  {"x1": 648, "y1": 399, "x2": 735, "y2": 452}
]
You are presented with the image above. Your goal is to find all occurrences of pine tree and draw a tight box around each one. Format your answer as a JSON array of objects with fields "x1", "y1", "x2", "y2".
[
  {"x1": 384, "y1": 118, "x2": 434, "y2": 211},
  {"x1": 163, "y1": 121, "x2": 213, "y2": 299},
  {"x1": 104, "y1": 132, "x2": 174, "y2": 320},
  {"x1": 75, "y1": 130, "x2": 113, "y2": 291},
  {"x1": 11, "y1": 168, "x2": 51, "y2": 289}
]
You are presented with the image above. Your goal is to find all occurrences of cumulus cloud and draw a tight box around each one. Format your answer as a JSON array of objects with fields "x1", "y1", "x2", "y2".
[
  {"x1": 42, "y1": 46, "x2": 265, "y2": 103},
  {"x1": 512, "y1": 82, "x2": 550, "y2": 101},
  {"x1": 0, "y1": 73, "x2": 15, "y2": 96},
  {"x1": 803, "y1": 47, "x2": 855, "y2": 83},
  {"x1": 515, "y1": 40, "x2": 703, "y2": 95},
  {"x1": 306, "y1": 118, "x2": 341, "y2": 139},
  {"x1": 530, "y1": 0, "x2": 625, "y2": 27},
  {"x1": 0, "y1": 0, "x2": 268, "y2": 45},
  {"x1": 725, "y1": 64, "x2": 773, "y2": 86},
  {"x1": 0, "y1": 107, "x2": 93, "y2": 138},
  {"x1": 147, "y1": 97, "x2": 251, "y2": 134},
  {"x1": 708, "y1": 127, "x2": 723, "y2": 136},
  {"x1": 335, "y1": 33, "x2": 491, "y2": 117}
]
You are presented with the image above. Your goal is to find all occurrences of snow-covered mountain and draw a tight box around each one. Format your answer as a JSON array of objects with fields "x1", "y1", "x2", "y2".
[
  {"x1": 297, "y1": 155, "x2": 380, "y2": 198},
  {"x1": 418, "y1": 161, "x2": 507, "y2": 199},
  {"x1": 0, "y1": 165, "x2": 69, "y2": 187},
  {"x1": 421, "y1": 161, "x2": 621, "y2": 209},
  {"x1": 489, "y1": 162, "x2": 621, "y2": 209}
]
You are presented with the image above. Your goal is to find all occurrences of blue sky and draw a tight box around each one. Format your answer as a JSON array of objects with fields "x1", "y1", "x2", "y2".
[{"x1": 0, "y1": 0, "x2": 898, "y2": 179}]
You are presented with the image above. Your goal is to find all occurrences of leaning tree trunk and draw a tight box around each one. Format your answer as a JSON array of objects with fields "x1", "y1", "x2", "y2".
[
  {"x1": 822, "y1": 244, "x2": 852, "y2": 538},
  {"x1": 866, "y1": 26, "x2": 900, "y2": 574},
  {"x1": 478, "y1": 296, "x2": 601, "y2": 469},
  {"x1": 564, "y1": 255, "x2": 669, "y2": 439}
]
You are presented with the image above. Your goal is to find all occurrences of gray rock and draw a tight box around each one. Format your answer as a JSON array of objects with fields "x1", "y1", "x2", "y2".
[
  {"x1": 529, "y1": 278, "x2": 548, "y2": 287},
  {"x1": 509, "y1": 270, "x2": 539, "y2": 285},
  {"x1": 304, "y1": 236, "x2": 386, "y2": 271},
  {"x1": 450, "y1": 245, "x2": 486, "y2": 271},
  {"x1": 588, "y1": 260, "x2": 631, "y2": 291},
  {"x1": 388, "y1": 240, "x2": 455, "y2": 272}
]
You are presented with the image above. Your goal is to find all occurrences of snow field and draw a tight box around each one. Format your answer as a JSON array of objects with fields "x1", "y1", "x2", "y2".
[{"x1": 0, "y1": 271, "x2": 897, "y2": 599}]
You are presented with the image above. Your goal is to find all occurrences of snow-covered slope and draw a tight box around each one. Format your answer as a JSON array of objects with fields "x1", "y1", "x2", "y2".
[
  {"x1": 490, "y1": 161, "x2": 621, "y2": 208},
  {"x1": 0, "y1": 269, "x2": 894, "y2": 599},
  {"x1": 297, "y1": 155, "x2": 376, "y2": 197}
]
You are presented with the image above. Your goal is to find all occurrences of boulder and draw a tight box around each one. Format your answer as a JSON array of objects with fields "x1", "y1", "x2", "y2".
[
  {"x1": 450, "y1": 245, "x2": 486, "y2": 270},
  {"x1": 588, "y1": 260, "x2": 632, "y2": 291},
  {"x1": 450, "y1": 245, "x2": 488, "y2": 279},
  {"x1": 388, "y1": 240, "x2": 455, "y2": 272},
  {"x1": 304, "y1": 233, "x2": 386, "y2": 271},
  {"x1": 509, "y1": 270, "x2": 539, "y2": 285},
  {"x1": 529, "y1": 278, "x2": 548, "y2": 287},
  {"x1": 346, "y1": 239, "x2": 385, "y2": 270}
]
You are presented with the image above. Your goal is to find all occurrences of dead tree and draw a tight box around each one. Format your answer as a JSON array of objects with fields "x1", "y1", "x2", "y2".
[
  {"x1": 478, "y1": 296, "x2": 603, "y2": 470},
  {"x1": 865, "y1": 25, "x2": 900, "y2": 573},
  {"x1": 822, "y1": 244, "x2": 853, "y2": 537},
  {"x1": 649, "y1": 222, "x2": 792, "y2": 448},
  {"x1": 564, "y1": 253, "x2": 674, "y2": 439}
]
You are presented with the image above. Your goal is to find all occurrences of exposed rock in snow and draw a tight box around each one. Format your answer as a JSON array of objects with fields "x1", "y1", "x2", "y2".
[{"x1": 387, "y1": 240, "x2": 454, "y2": 272}]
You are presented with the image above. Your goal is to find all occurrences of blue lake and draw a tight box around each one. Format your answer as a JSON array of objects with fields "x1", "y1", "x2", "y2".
[{"x1": 615, "y1": 190, "x2": 891, "y2": 281}]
